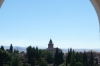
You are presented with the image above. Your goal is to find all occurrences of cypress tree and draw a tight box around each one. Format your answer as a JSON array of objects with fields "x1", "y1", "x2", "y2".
[
  {"x1": 68, "y1": 48, "x2": 72, "y2": 64},
  {"x1": 89, "y1": 51, "x2": 94, "y2": 66},
  {"x1": 36, "y1": 46, "x2": 39, "y2": 61},
  {"x1": 66, "y1": 56, "x2": 68, "y2": 66},
  {"x1": 9, "y1": 44, "x2": 13, "y2": 53},
  {"x1": 31, "y1": 58, "x2": 35, "y2": 66},
  {"x1": 0, "y1": 45, "x2": 4, "y2": 51},
  {"x1": 75, "y1": 52, "x2": 79, "y2": 62},
  {"x1": 67, "y1": 48, "x2": 70, "y2": 64},
  {"x1": 96, "y1": 59, "x2": 98, "y2": 66},
  {"x1": 59, "y1": 51, "x2": 64, "y2": 64},
  {"x1": 26, "y1": 46, "x2": 33, "y2": 64},
  {"x1": 54, "y1": 47, "x2": 59, "y2": 66},
  {"x1": 83, "y1": 51, "x2": 88, "y2": 66},
  {"x1": 70, "y1": 50, "x2": 76, "y2": 66},
  {"x1": 78, "y1": 52, "x2": 82, "y2": 62}
]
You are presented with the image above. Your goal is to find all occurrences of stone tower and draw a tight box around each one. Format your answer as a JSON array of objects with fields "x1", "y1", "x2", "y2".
[{"x1": 48, "y1": 39, "x2": 53, "y2": 49}]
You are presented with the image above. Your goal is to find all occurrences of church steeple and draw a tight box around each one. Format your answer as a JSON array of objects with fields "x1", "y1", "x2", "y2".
[
  {"x1": 48, "y1": 39, "x2": 53, "y2": 48},
  {"x1": 49, "y1": 39, "x2": 53, "y2": 44}
]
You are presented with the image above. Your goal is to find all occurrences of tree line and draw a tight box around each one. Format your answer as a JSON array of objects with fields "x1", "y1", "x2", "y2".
[
  {"x1": 0, "y1": 44, "x2": 98, "y2": 66},
  {"x1": 65, "y1": 48, "x2": 98, "y2": 66}
]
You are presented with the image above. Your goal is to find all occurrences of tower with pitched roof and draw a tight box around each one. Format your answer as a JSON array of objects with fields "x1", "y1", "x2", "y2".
[
  {"x1": 48, "y1": 39, "x2": 53, "y2": 49},
  {"x1": 44, "y1": 39, "x2": 62, "y2": 56}
]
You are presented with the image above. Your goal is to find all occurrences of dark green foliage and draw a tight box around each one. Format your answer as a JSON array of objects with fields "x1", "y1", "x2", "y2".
[
  {"x1": 58, "y1": 51, "x2": 64, "y2": 64},
  {"x1": 54, "y1": 47, "x2": 64, "y2": 66},
  {"x1": 26, "y1": 46, "x2": 54, "y2": 66},
  {"x1": 59, "y1": 62, "x2": 66, "y2": 66},
  {"x1": 0, "y1": 49, "x2": 8, "y2": 66},
  {"x1": 95, "y1": 59, "x2": 98, "y2": 66},
  {"x1": 66, "y1": 48, "x2": 93, "y2": 66},
  {"x1": 75, "y1": 62, "x2": 83, "y2": 66},
  {"x1": 14, "y1": 49, "x2": 19, "y2": 54},
  {"x1": 30, "y1": 58, "x2": 35, "y2": 66},
  {"x1": 44, "y1": 50, "x2": 54, "y2": 64},
  {"x1": 36, "y1": 46, "x2": 39, "y2": 61},
  {"x1": 66, "y1": 48, "x2": 73, "y2": 66},
  {"x1": 0, "y1": 45, "x2": 4, "y2": 51},
  {"x1": 66, "y1": 56, "x2": 68, "y2": 66},
  {"x1": 66, "y1": 48, "x2": 96, "y2": 66},
  {"x1": 54, "y1": 47, "x2": 59, "y2": 66},
  {"x1": 26, "y1": 46, "x2": 34, "y2": 65},
  {"x1": 70, "y1": 50, "x2": 76, "y2": 66},
  {"x1": 78, "y1": 52, "x2": 83, "y2": 62},
  {"x1": 75, "y1": 52, "x2": 79, "y2": 62},
  {"x1": 23, "y1": 63, "x2": 29, "y2": 66},
  {"x1": 9, "y1": 44, "x2": 13, "y2": 53},
  {"x1": 75, "y1": 52, "x2": 83, "y2": 63},
  {"x1": 68, "y1": 48, "x2": 72, "y2": 64},
  {"x1": 0, "y1": 45, "x2": 96, "y2": 66},
  {"x1": 39, "y1": 60, "x2": 48, "y2": 66},
  {"x1": 89, "y1": 51, "x2": 94, "y2": 66},
  {"x1": 10, "y1": 54, "x2": 20, "y2": 66},
  {"x1": 83, "y1": 51, "x2": 88, "y2": 66},
  {"x1": 38, "y1": 49, "x2": 43, "y2": 62}
]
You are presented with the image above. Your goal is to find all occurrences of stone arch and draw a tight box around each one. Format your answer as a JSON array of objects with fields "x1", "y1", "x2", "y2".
[
  {"x1": 90, "y1": 0, "x2": 100, "y2": 31},
  {"x1": 0, "y1": 0, "x2": 4, "y2": 8}
]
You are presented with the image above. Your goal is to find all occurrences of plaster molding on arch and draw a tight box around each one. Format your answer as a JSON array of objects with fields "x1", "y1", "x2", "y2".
[
  {"x1": 90, "y1": 0, "x2": 100, "y2": 30},
  {"x1": 90, "y1": 0, "x2": 100, "y2": 39},
  {"x1": 0, "y1": 0, "x2": 4, "y2": 8}
]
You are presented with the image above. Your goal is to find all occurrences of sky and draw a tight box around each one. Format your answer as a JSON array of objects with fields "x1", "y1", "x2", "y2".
[{"x1": 0, "y1": 0, "x2": 100, "y2": 49}]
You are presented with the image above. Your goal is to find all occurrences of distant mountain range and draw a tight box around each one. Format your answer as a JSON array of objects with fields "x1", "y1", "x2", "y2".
[
  {"x1": 4, "y1": 46, "x2": 26, "y2": 52},
  {"x1": 3, "y1": 46, "x2": 100, "y2": 53}
]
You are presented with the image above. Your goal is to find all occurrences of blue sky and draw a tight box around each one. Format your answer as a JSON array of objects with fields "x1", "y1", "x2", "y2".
[{"x1": 0, "y1": 0, "x2": 100, "y2": 49}]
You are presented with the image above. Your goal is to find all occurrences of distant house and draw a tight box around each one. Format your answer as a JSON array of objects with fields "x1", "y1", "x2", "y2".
[{"x1": 44, "y1": 39, "x2": 62, "y2": 56}]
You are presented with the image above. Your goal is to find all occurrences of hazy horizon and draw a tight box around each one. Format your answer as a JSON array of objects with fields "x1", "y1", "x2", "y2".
[
  {"x1": 2, "y1": 45, "x2": 100, "y2": 50},
  {"x1": 2, "y1": 46, "x2": 100, "y2": 53}
]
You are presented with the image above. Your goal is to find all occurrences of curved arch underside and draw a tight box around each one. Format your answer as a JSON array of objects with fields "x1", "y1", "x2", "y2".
[
  {"x1": 90, "y1": 0, "x2": 100, "y2": 28},
  {"x1": 0, "y1": 0, "x2": 4, "y2": 8}
]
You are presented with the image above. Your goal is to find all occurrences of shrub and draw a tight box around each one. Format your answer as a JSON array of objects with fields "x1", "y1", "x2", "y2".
[
  {"x1": 39, "y1": 60, "x2": 48, "y2": 66},
  {"x1": 75, "y1": 62, "x2": 83, "y2": 66}
]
